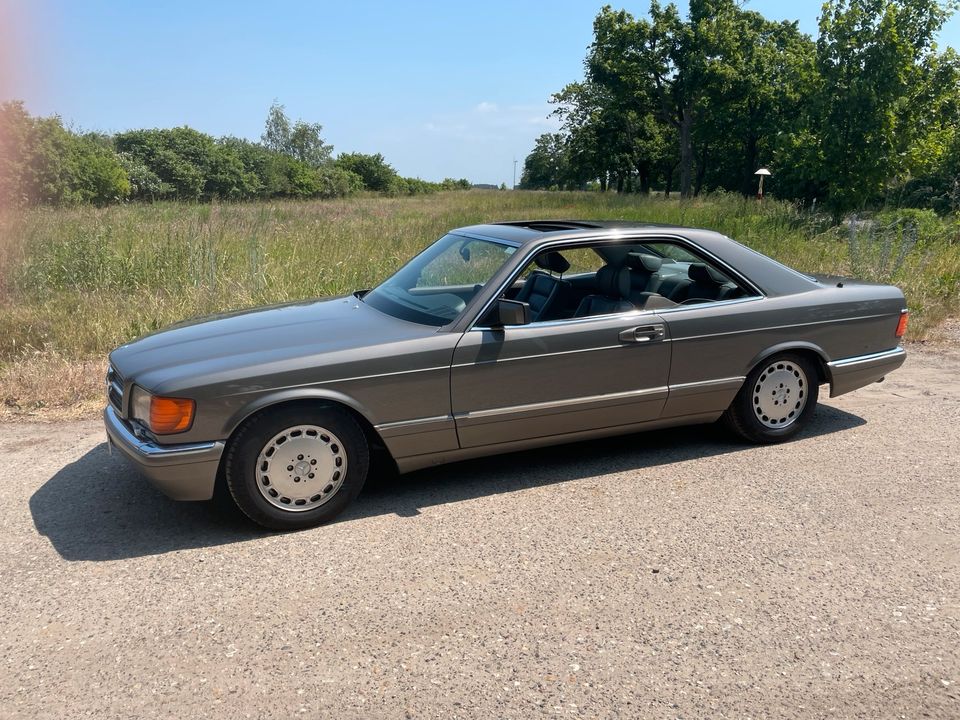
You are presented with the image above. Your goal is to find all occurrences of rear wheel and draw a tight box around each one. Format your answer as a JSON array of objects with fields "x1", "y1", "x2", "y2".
[
  {"x1": 224, "y1": 404, "x2": 369, "y2": 530},
  {"x1": 722, "y1": 353, "x2": 819, "y2": 443}
]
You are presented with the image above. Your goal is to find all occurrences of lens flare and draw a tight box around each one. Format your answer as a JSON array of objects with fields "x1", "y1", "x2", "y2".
[{"x1": 1, "y1": 1, "x2": 44, "y2": 212}]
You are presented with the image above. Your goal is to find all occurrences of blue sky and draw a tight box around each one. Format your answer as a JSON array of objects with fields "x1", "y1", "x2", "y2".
[{"x1": 6, "y1": 0, "x2": 960, "y2": 186}]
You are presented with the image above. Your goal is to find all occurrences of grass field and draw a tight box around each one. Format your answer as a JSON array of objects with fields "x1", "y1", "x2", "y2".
[{"x1": 1, "y1": 190, "x2": 958, "y2": 416}]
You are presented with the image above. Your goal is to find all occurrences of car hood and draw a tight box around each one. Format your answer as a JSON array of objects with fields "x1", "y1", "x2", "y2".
[{"x1": 109, "y1": 295, "x2": 438, "y2": 394}]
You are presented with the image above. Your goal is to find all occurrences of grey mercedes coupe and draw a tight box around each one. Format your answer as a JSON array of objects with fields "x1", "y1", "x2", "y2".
[{"x1": 105, "y1": 220, "x2": 908, "y2": 529}]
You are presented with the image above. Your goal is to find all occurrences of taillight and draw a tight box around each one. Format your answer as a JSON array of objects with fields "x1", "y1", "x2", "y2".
[{"x1": 895, "y1": 310, "x2": 909, "y2": 338}]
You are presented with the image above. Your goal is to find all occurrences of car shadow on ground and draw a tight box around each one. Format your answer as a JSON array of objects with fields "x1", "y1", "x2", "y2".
[{"x1": 30, "y1": 404, "x2": 865, "y2": 562}]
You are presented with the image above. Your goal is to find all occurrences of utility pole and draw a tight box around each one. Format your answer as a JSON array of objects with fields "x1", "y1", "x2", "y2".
[{"x1": 513, "y1": 158, "x2": 518, "y2": 190}]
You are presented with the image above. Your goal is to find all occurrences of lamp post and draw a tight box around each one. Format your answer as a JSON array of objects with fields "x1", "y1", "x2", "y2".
[{"x1": 755, "y1": 167, "x2": 771, "y2": 201}]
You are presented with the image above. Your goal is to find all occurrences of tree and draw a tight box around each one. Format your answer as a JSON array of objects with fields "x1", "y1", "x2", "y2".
[
  {"x1": 520, "y1": 133, "x2": 570, "y2": 189},
  {"x1": 583, "y1": 2, "x2": 816, "y2": 198},
  {"x1": 1, "y1": 101, "x2": 129, "y2": 206},
  {"x1": 334, "y1": 152, "x2": 398, "y2": 192},
  {"x1": 115, "y1": 127, "x2": 261, "y2": 200},
  {"x1": 811, "y1": 0, "x2": 956, "y2": 213},
  {"x1": 261, "y1": 102, "x2": 333, "y2": 167}
]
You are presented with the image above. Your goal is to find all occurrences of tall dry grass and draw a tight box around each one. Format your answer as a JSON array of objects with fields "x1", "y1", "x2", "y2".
[{"x1": 1, "y1": 190, "x2": 958, "y2": 414}]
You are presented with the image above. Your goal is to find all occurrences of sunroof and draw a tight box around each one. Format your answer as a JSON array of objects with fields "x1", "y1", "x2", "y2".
[{"x1": 495, "y1": 220, "x2": 602, "y2": 232}]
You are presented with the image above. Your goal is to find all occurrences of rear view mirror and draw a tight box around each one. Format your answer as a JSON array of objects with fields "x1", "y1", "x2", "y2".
[{"x1": 494, "y1": 299, "x2": 531, "y2": 327}]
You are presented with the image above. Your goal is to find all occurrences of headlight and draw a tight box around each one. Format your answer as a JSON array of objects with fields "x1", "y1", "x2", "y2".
[{"x1": 130, "y1": 386, "x2": 196, "y2": 434}]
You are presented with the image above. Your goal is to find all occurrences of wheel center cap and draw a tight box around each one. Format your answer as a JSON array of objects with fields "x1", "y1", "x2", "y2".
[{"x1": 295, "y1": 460, "x2": 311, "y2": 476}]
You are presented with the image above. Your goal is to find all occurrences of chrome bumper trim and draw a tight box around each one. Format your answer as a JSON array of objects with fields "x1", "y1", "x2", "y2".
[
  {"x1": 826, "y1": 346, "x2": 906, "y2": 398},
  {"x1": 104, "y1": 405, "x2": 223, "y2": 466},
  {"x1": 827, "y1": 346, "x2": 906, "y2": 369}
]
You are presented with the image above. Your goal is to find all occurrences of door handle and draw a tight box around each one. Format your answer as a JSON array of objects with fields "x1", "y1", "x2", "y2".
[{"x1": 619, "y1": 324, "x2": 665, "y2": 343}]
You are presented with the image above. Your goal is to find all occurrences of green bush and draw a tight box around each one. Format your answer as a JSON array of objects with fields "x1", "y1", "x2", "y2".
[
  {"x1": 334, "y1": 152, "x2": 398, "y2": 192},
  {"x1": 0, "y1": 102, "x2": 129, "y2": 206}
]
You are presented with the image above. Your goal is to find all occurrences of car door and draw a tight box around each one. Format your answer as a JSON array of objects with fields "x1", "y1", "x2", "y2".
[{"x1": 450, "y1": 313, "x2": 671, "y2": 448}]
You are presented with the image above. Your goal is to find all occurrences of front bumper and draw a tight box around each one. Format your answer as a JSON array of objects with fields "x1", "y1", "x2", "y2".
[
  {"x1": 827, "y1": 346, "x2": 906, "y2": 398},
  {"x1": 104, "y1": 405, "x2": 224, "y2": 501}
]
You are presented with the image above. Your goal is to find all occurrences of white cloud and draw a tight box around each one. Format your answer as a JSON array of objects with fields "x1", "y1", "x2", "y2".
[{"x1": 425, "y1": 102, "x2": 559, "y2": 141}]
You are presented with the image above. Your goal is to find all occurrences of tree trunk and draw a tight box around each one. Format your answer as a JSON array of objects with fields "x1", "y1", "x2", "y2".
[
  {"x1": 679, "y1": 106, "x2": 694, "y2": 198},
  {"x1": 694, "y1": 144, "x2": 708, "y2": 196},
  {"x1": 636, "y1": 162, "x2": 651, "y2": 195},
  {"x1": 616, "y1": 174, "x2": 624, "y2": 193},
  {"x1": 664, "y1": 165, "x2": 674, "y2": 198},
  {"x1": 600, "y1": 174, "x2": 608, "y2": 192},
  {"x1": 742, "y1": 135, "x2": 758, "y2": 197}
]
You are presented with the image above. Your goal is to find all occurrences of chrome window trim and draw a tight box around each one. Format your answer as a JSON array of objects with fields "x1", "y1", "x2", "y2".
[
  {"x1": 471, "y1": 306, "x2": 662, "y2": 332},
  {"x1": 463, "y1": 232, "x2": 766, "y2": 332},
  {"x1": 652, "y1": 296, "x2": 763, "y2": 315}
]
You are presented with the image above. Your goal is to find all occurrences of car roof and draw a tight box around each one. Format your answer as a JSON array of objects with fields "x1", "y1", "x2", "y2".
[
  {"x1": 450, "y1": 219, "x2": 819, "y2": 297},
  {"x1": 452, "y1": 219, "x2": 689, "y2": 245}
]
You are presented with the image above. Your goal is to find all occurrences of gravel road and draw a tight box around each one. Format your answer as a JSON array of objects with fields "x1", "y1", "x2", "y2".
[{"x1": 1, "y1": 341, "x2": 958, "y2": 719}]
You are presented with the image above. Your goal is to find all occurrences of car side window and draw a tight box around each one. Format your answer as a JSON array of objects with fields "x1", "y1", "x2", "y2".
[
  {"x1": 506, "y1": 244, "x2": 633, "y2": 323},
  {"x1": 634, "y1": 240, "x2": 758, "y2": 304},
  {"x1": 499, "y1": 238, "x2": 759, "y2": 326}
]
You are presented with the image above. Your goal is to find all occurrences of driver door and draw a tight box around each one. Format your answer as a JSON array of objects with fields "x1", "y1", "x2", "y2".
[
  {"x1": 451, "y1": 314, "x2": 670, "y2": 448},
  {"x1": 450, "y1": 241, "x2": 672, "y2": 449}
]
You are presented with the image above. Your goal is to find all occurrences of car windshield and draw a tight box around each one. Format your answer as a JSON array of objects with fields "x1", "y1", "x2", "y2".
[{"x1": 363, "y1": 234, "x2": 517, "y2": 326}]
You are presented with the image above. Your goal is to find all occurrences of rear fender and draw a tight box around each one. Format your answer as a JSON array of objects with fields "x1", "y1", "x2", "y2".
[{"x1": 744, "y1": 342, "x2": 831, "y2": 385}]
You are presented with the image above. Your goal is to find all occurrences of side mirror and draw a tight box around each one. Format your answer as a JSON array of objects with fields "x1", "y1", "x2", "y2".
[{"x1": 492, "y1": 299, "x2": 531, "y2": 327}]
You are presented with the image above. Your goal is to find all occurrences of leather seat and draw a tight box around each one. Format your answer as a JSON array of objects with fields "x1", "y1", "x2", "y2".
[
  {"x1": 666, "y1": 263, "x2": 739, "y2": 302},
  {"x1": 624, "y1": 253, "x2": 663, "y2": 303},
  {"x1": 514, "y1": 251, "x2": 571, "y2": 321},
  {"x1": 574, "y1": 264, "x2": 634, "y2": 317}
]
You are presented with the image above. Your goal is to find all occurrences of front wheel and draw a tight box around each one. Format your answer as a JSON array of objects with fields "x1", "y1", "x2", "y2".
[
  {"x1": 224, "y1": 404, "x2": 370, "y2": 530},
  {"x1": 721, "y1": 353, "x2": 820, "y2": 443}
]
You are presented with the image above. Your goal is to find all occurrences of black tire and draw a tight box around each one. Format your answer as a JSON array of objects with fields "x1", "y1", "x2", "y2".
[
  {"x1": 224, "y1": 403, "x2": 369, "y2": 530},
  {"x1": 721, "y1": 353, "x2": 820, "y2": 444}
]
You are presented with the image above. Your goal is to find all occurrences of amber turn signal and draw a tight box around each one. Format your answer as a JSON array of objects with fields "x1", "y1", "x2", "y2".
[
  {"x1": 895, "y1": 311, "x2": 909, "y2": 338},
  {"x1": 150, "y1": 396, "x2": 196, "y2": 434}
]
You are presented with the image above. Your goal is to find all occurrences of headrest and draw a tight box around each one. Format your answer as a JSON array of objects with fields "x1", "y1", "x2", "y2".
[
  {"x1": 595, "y1": 264, "x2": 631, "y2": 298},
  {"x1": 535, "y1": 251, "x2": 570, "y2": 274},
  {"x1": 688, "y1": 263, "x2": 726, "y2": 285},
  {"x1": 625, "y1": 253, "x2": 662, "y2": 273}
]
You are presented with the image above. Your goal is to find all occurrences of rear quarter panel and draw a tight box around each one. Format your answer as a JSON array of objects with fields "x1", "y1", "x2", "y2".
[{"x1": 658, "y1": 282, "x2": 905, "y2": 416}]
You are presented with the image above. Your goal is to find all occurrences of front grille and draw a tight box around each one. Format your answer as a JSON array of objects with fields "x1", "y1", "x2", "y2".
[{"x1": 107, "y1": 365, "x2": 123, "y2": 412}]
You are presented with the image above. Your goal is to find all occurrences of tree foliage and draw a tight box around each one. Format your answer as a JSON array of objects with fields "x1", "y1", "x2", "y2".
[
  {"x1": 525, "y1": 0, "x2": 960, "y2": 214},
  {"x1": 261, "y1": 102, "x2": 333, "y2": 167},
  {"x1": 1, "y1": 101, "x2": 130, "y2": 206},
  {"x1": 1, "y1": 102, "x2": 471, "y2": 207}
]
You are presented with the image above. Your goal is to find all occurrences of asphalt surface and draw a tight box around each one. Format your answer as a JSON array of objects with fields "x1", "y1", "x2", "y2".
[{"x1": 1, "y1": 342, "x2": 958, "y2": 719}]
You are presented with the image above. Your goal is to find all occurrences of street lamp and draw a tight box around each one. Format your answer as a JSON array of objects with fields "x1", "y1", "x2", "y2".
[{"x1": 755, "y1": 167, "x2": 771, "y2": 201}]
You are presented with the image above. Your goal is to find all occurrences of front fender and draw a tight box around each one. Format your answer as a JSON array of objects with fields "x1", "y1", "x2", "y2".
[{"x1": 221, "y1": 388, "x2": 380, "y2": 439}]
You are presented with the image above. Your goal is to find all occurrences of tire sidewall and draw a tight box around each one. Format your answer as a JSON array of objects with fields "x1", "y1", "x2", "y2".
[{"x1": 225, "y1": 404, "x2": 370, "y2": 530}]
